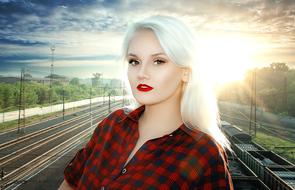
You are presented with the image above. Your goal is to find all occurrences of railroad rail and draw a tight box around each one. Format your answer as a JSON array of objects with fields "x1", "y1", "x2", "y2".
[
  {"x1": 0, "y1": 102, "x2": 122, "y2": 189},
  {"x1": 220, "y1": 112, "x2": 295, "y2": 142}
]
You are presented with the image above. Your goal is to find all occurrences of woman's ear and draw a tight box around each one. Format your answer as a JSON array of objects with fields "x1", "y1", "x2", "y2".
[{"x1": 181, "y1": 68, "x2": 190, "y2": 83}]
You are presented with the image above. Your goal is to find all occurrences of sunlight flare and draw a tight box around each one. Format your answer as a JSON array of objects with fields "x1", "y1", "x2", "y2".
[{"x1": 196, "y1": 35, "x2": 259, "y2": 85}]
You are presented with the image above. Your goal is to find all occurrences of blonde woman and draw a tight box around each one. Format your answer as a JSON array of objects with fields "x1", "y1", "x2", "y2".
[{"x1": 59, "y1": 15, "x2": 233, "y2": 190}]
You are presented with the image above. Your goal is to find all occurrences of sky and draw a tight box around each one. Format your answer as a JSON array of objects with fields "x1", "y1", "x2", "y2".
[{"x1": 0, "y1": 0, "x2": 295, "y2": 83}]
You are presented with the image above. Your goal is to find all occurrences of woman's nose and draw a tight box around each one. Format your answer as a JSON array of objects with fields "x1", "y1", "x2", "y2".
[{"x1": 137, "y1": 64, "x2": 150, "y2": 80}]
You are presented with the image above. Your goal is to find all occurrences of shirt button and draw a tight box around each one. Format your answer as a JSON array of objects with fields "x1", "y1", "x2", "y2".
[
  {"x1": 122, "y1": 168, "x2": 127, "y2": 174},
  {"x1": 169, "y1": 134, "x2": 173, "y2": 137},
  {"x1": 101, "y1": 186, "x2": 105, "y2": 190}
]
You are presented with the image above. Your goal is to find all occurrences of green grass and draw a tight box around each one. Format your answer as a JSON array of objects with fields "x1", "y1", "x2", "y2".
[
  {"x1": 0, "y1": 111, "x2": 63, "y2": 132},
  {"x1": 253, "y1": 131, "x2": 295, "y2": 164},
  {"x1": 0, "y1": 106, "x2": 84, "y2": 132},
  {"x1": 0, "y1": 119, "x2": 19, "y2": 131}
]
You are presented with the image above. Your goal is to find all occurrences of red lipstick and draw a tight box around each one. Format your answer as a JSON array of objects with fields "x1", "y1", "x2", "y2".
[{"x1": 137, "y1": 84, "x2": 153, "y2": 92}]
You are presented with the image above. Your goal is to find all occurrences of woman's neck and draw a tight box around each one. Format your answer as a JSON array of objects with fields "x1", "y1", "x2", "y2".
[{"x1": 138, "y1": 94, "x2": 183, "y2": 140}]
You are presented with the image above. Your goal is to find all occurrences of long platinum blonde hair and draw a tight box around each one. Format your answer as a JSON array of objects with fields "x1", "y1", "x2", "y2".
[{"x1": 120, "y1": 15, "x2": 230, "y2": 150}]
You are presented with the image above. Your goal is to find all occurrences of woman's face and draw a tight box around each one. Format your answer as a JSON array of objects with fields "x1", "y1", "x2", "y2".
[{"x1": 127, "y1": 29, "x2": 184, "y2": 106}]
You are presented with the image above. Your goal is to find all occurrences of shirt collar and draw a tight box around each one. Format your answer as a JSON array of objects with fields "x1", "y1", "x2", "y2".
[
  {"x1": 119, "y1": 105, "x2": 145, "y2": 123},
  {"x1": 119, "y1": 105, "x2": 204, "y2": 140},
  {"x1": 127, "y1": 105, "x2": 145, "y2": 121}
]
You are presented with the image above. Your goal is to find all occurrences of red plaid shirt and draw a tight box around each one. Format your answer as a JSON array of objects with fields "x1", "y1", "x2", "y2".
[{"x1": 64, "y1": 106, "x2": 233, "y2": 190}]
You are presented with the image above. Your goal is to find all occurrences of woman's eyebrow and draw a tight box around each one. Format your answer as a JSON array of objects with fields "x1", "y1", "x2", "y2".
[
  {"x1": 151, "y1": 53, "x2": 166, "y2": 56},
  {"x1": 127, "y1": 53, "x2": 137, "y2": 57},
  {"x1": 127, "y1": 53, "x2": 166, "y2": 57}
]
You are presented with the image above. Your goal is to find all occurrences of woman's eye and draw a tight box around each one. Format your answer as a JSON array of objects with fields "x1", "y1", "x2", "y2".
[
  {"x1": 128, "y1": 59, "x2": 140, "y2": 66},
  {"x1": 154, "y1": 59, "x2": 166, "y2": 65}
]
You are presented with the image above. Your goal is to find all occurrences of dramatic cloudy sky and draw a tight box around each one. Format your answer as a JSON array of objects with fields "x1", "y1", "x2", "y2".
[{"x1": 0, "y1": 0, "x2": 294, "y2": 81}]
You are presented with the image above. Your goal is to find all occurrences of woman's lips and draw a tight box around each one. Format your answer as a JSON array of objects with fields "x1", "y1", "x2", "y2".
[{"x1": 137, "y1": 84, "x2": 154, "y2": 92}]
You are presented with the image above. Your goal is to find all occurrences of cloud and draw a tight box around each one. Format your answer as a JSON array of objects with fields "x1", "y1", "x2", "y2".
[
  {"x1": 0, "y1": 38, "x2": 48, "y2": 46},
  {"x1": 1, "y1": 0, "x2": 294, "y2": 35},
  {"x1": 0, "y1": 0, "x2": 295, "y2": 74},
  {"x1": 0, "y1": 53, "x2": 119, "y2": 64}
]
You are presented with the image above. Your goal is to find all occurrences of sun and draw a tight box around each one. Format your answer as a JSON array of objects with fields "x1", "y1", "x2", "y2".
[{"x1": 196, "y1": 35, "x2": 257, "y2": 86}]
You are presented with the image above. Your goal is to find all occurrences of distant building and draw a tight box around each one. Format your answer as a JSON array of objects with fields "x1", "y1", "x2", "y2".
[{"x1": 44, "y1": 74, "x2": 68, "y2": 84}]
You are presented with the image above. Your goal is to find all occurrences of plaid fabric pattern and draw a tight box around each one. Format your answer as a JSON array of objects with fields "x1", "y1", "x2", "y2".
[{"x1": 64, "y1": 106, "x2": 233, "y2": 190}]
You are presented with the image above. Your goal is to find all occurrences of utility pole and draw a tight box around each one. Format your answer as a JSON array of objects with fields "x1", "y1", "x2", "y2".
[
  {"x1": 100, "y1": 73, "x2": 103, "y2": 106},
  {"x1": 18, "y1": 68, "x2": 26, "y2": 133},
  {"x1": 254, "y1": 69, "x2": 257, "y2": 137},
  {"x1": 100, "y1": 74, "x2": 104, "y2": 106},
  {"x1": 108, "y1": 92, "x2": 111, "y2": 113},
  {"x1": 50, "y1": 45, "x2": 55, "y2": 88},
  {"x1": 90, "y1": 78, "x2": 93, "y2": 128},
  {"x1": 249, "y1": 69, "x2": 257, "y2": 137},
  {"x1": 62, "y1": 85, "x2": 65, "y2": 120},
  {"x1": 49, "y1": 45, "x2": 55, "y2": 114},
  {"x1": 103, "y1": 86, "x2": 105, "y2": 105},
  {"x1": 283, "y1": 76, "x2": 288, "y2": 114}
]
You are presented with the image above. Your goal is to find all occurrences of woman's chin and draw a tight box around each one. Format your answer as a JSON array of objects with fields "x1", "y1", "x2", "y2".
[{"x1": 134, "y1": 97, "x2": 158, "y2": 106}]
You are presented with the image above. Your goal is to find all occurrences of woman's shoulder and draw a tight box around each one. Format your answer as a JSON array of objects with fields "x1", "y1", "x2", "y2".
[
  {"x1": 103, "y1": 106, "x2": 137, "y2": 123},
  {"x1": 184, "y1": 128, "x2": 227, "y2": 163},
  {"x1": 103, "y1": 107, "x2": 129, "y2": 122}
]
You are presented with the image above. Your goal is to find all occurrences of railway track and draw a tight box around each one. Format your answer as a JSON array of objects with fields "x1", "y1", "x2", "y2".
[
  {"x1": 0, "y1": 102, "x2": 122, "y2": 189},
  {"x1": 220, "y1": 112, "x2": 295, "y2": 142},
  {"x1": 0, "y1": 102, "x2": 112, "y2": 154},
  {"x1": 0, "y1": 101, "x2": 107, "y2": 139}
]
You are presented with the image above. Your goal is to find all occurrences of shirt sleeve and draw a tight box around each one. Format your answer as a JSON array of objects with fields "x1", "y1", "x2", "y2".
[
  {"x1": 195, "y1": 143, "x2": 234, "y2": 190},
  {"x1": 63, "y1": 117, "x2": 107, "y2": 188}
]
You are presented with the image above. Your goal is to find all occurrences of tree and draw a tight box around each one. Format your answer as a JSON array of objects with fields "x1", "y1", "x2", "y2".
[
  {"x1": 70, "y1": 78, "x2": 80, "y2": 86},
  {"x1": 92, "y1": 73, "x2": 102, "y2": 87},
  {"x1": 25, "y1": 88, "x2": 38, "y2": 107},
  {"x1": 270, "y1": 62, "x2": 289, "y2": 72},
  {"x1": 1, "y1": 84, "x2": 15, "y2": 109},
  {"x1": 24, "y1": 73, "x2": 33, "y2": 79},
  {"x1": 37, "y1": 86, "x2": 49, "y2": 105}
]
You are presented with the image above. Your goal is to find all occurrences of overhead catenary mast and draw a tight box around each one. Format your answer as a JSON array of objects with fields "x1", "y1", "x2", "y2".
[
  {"x1": 249, "y1": 69, "x2": 257, "y2": 137},
  {"x1": 18, "y1": 68, "x2": 26, "y2": 133},
  {"x1": 50, "y1": 45, "x2": 55, "y2": 88},
  {"x1": 49, "y1": 45, "x2": 55, "y2": 113}
]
